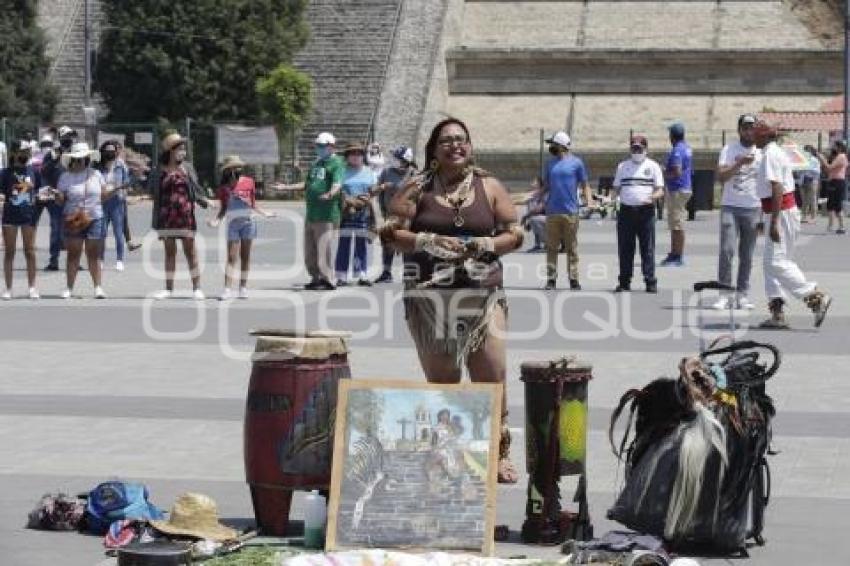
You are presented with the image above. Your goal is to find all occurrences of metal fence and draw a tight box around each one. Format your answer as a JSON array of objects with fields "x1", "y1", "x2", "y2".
[{"x1": 0, "y1": 117, "x2": 303, "y2": 196}]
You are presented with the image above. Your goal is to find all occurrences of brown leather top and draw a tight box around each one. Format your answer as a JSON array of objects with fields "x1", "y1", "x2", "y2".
[
  {"x1": 410, "y1": 175, "x2": 495, "y2": 236},
  {"x1": 406, "y1": 175, "x2": 502, "y2": 288}
]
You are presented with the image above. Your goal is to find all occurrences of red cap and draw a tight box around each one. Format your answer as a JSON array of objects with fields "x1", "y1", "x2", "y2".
[{"x1": 630, "y1": 135, "x2": 648, "y2": 148}]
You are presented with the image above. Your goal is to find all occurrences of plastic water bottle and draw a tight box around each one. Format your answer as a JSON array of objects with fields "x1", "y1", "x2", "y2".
[{"x1": 303, "y1": 490, "x2": 327, "y2": 549}]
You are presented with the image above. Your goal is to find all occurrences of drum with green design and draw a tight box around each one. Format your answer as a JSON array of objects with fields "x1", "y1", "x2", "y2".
[{"x1": 520, "y1": 358, "x2": 593, "y2": 544}]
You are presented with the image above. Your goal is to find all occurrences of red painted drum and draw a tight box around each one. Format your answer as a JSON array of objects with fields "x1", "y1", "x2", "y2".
[{"x1": 244, "y1": 330, "x2": 351, "y2": 536}]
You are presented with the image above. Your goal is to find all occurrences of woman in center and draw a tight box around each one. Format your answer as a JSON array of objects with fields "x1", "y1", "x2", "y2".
[{"x1": 386, "y1": 118, "x2": 523, "y2": 483}]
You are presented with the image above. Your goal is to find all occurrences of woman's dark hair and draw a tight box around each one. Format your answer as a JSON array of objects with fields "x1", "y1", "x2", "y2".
[
  {"x1": 835, "y1": 140, "x2": 847, "y2": 153},
  {"x1": 158, "y1": 142, "x2": 186, "y2": 166},
  {"x1": 423, "y1": 117, "x2": 473, "y2": 174},
  {"x1": 437, "y1": 408, "x2": 450, "y2": 421}
]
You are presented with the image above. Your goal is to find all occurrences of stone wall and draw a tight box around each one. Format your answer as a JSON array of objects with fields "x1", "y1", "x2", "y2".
[
  {"x1": 372, "y1": 0, "x2": 448, "y2": 153},
  {"x1": 417, "y1": 0, "x2": 844, "y2": 183}
]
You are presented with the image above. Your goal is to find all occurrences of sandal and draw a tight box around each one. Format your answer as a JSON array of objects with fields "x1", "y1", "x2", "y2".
[{"x1": 498, "y1": 425, "x2": 519, "y2": 484}]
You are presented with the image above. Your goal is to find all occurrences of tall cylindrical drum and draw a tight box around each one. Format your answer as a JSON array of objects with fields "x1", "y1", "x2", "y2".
[
  {"x1": 244, "y1": 330, "x2": 351, "y2": 536},
  {"x1": 520, "y1": 358, "x2": 593, "y2": 545}
]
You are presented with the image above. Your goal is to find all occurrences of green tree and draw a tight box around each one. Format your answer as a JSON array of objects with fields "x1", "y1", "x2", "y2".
[
  {"x1": 0, "y1": 1, "x2": 57, "y2": 120},
  {"x1": 94, "y1": 0, "x2": 309, "y2": 122},
  {"x1": 256, "y1": 64, "x2": 312, "y2": 131},
  {"x1": 442, "y1": 392, "x2": 492, "y2": 440},
  {"x1": 256, "y1": 64, "x2": 312, "y2": 165},
  {"x1": 348, "y1": 390, "x2": 384, "y2": 439}
]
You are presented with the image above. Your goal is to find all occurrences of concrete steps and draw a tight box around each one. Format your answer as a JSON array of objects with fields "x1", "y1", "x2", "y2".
[
  {"x1": 336, "y1": 449, "x2": 487, "y2": 548},
  {"x1": 293, "y1": 0, "x2": 403, "y2": 161}
]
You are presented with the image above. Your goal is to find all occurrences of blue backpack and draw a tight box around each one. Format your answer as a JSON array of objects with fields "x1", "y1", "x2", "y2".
[{"x1": 85, "y1": 481, "x2": 165, "y2": 535}]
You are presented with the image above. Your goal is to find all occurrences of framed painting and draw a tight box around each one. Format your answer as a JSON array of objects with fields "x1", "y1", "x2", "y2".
[{"x1": 326, "y1": 380, "x2": 502, "y2": 555}]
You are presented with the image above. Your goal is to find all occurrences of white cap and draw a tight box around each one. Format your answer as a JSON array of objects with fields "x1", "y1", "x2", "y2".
[
  {"x1": 314, "y1": 132, "x2": 336, "y2": 145},
  {"x1": 57, "y1": 125, "x2": 77, "y2": 138},
  {"x1": 546, "y1": 131, "x2": 571, "y2": 148},
  {"x1": 40, "y1": 134, "x2": 54, "y2": 144}
]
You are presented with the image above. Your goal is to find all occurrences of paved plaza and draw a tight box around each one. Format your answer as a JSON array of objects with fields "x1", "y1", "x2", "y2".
[{"x1": 1, "y1": 201, "x2": 849, "y2": 565}]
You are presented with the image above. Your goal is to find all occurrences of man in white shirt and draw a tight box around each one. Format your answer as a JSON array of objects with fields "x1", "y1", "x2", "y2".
[
  {"x1": 713, "y1": 114, "x2": 762, "y2": 310},
  {"x1": 612, "y1": 135, "x2": 665, "y2": 293},
  {"x1": 753, "y1": 121, "x2": 832, "y2": 329}
]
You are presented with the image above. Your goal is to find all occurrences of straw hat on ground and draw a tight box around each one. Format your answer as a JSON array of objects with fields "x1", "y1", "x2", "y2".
[
  {"x1": 220, "y1": 155, "x2": 246, "y2": 172},
  {"x1": 150, "y1": 493, "x2": 238, "y2": 542},
  {"x1": 60, "y1": 142, "x2": 99, "y2": 167},
  {"x1": 161, "y1": 132, "x2": 187, "y2": 152}
]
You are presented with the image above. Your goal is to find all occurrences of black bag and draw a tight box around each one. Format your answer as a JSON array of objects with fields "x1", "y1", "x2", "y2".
[{"x1": 608, "y1": 342, "x2": 778, "y2": 553}]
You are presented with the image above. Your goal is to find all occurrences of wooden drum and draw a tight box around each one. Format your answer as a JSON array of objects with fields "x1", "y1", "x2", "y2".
[
  {"x1": 244, "y1": 330, "x2": 351, "y2": 536},
  {"x1": 520, "y1": 358, "x2": 593, "y2": 545}
]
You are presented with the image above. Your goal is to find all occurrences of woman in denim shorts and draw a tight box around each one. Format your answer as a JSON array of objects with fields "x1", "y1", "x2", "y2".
[
  {"x1": 1, "y1": 141, "x2": 42, "y2": 299},
  {"x1": 210, "y1": 155, "x2": 275, "y2": 300},
  {"x1": 56, "y1": 142, "x2": 116, "y2": 299}
]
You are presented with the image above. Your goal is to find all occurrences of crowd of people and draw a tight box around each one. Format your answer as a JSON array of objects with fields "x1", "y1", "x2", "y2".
[
  {"x1": 0, "y1": 115, "x2": 840, "y2": 485},
  {"x1": 0, "y1": 117, "x2": 840, "y2": 333}
]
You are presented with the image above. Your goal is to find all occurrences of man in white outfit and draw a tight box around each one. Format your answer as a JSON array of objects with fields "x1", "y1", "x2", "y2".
[{"x1": 753, "y1": 121, "x2": 832, "y2": 329}]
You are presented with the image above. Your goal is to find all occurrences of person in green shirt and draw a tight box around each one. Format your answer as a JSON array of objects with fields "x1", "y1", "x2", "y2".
[{"x1": 279, "y1": 132, "x2": 344, "y2": 290}]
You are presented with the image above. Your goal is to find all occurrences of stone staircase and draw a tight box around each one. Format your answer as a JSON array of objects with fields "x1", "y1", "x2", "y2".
[
  {"x1": 293, "y1": 0, "x2": 403, "y2": 161},
  {"x1": 37, "y1": 0, "x2": 104, "y2": 123},
  {"x1": 336, "y1": 449, "x2": 487, "y2": 548}
]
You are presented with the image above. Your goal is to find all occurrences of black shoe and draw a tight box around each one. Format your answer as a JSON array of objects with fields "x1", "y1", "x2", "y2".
[
  {"x1": 614, "y1": 284, "x2": 631, "y2": 293},
  {"x1": 374, "y1": 271, "x2": 393, "y2": 284},
  {"x1": 544, "y1": 280, "x2": 556, "y2": 291},
  {"x1": 128, "y1": 241, "x2": 142, "y2": 252},
  {"x1": 646, "y1": 282, "x2": 658, "y2": 294},
  {"x1": 357, "y1": 278, "x2": 372, "y2": 287},
  {"x1": 569, "y1": 279, "x2": 581, "y2": 291},
  {"x1": 318, "y1": 279, "x2": 336, "y2": 291},
  {"x1": 304, "y1": 279, "x2": 321, "y2": 290},
  {"x1": 44, "y1": 263, "x2": 59, "y2": 272}
]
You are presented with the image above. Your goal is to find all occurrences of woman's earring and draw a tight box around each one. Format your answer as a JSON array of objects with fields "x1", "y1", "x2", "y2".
[{"x1": 430, "y1": 159, "x2": 439, "y2": 172}]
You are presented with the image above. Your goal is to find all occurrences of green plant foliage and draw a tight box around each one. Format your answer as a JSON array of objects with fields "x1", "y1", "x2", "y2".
[
  {"x1": 94, "y1": 0, "x2": 309, "y2": 122},
  {"x1": 256, "y1": 64, "x2": 312, "y2": 133},
  {"x1": 0, "y1": 1, "x2": 57, "y2": 120}
]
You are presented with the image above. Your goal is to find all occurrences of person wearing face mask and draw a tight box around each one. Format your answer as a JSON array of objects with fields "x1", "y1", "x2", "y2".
[
  {"x1": 373, "y1": 145, "x2": 416, "y2": 283},
  {"x1": 39, "y1": 125, "x2": 78, "y2": 271},
  {"x1": 209, "y1": 155, "x2": 276, "y2": 300},
  {"x1": 1, "y1": 141, "x2": 43, "y2": 299},
  {"x1": 96, "y1": 140, "x2": 131, "y2": 272},
  {"x1": 149, "y1": 132, "x2": 210, "y2": 300},
  {"x1": 335, "y1": 143, "x2": 377, "y2": 286},
  {"x1": 542, "y1": 131, "x2": 592, "y2": 291},
  {"x1": 612, "y1": 136, "x2": 664, "y2": 293},
  {"x1": 366, "y1": 142, "x2": 386, "y2": 175},
  {"x1": 273, "y1": 132, "x2": 344, "y2": 290},
  {"x1": 55, "y1": 142, "x2": 116, "y2": 299},
  {"x1": 661, "y1": 122, "x2": 693, "y2": 267},
  {"x1": 712, "y1": 114, "x2": 763, "y2": 310}
]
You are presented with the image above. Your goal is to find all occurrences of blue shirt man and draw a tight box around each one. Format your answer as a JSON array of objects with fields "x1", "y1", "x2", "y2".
[
  {"x1": 665, "y1": 133, "x2": 693, "y2": 193},
  {"x1": 542, "y1": 131, "x2": 592, "y2": 290},
  {"x1": 662, "y1": 122, "x2": 693, "y2": 266},
  {"x1": 544, "y1": 154, "x2": 588, "y2": 215}
]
